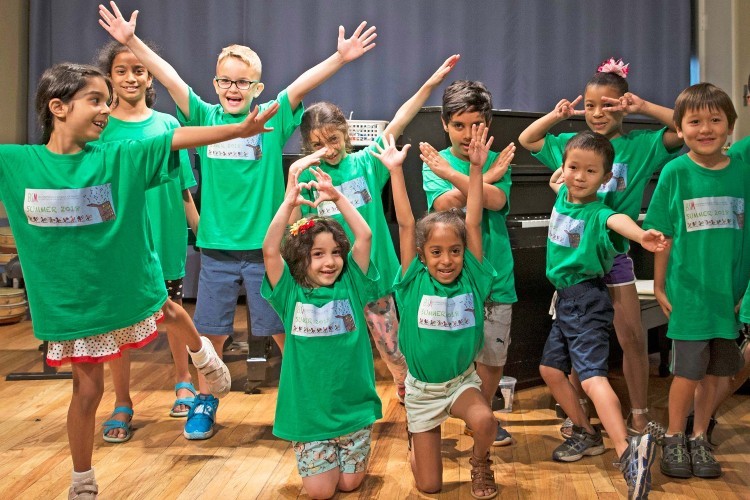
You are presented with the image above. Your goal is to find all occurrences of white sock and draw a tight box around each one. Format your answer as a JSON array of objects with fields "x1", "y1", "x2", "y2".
[
  {"x1": 72, "y1": 468, "x2": 95, "y2": 482},
  {"x1": 187, "y1": 336, "x2": 212, "y2": 367}
]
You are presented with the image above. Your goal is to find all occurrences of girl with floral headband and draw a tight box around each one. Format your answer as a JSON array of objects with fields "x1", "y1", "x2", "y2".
[
  {"x1": 519, "y1": 58, "x2": 684, "y2": 441},
  {"x1": 261, "y1": 149, "x2": 382, "y2": 498}
]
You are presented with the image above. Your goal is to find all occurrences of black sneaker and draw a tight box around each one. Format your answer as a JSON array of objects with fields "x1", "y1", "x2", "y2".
[
  {"x1": 552, "y1": 425, "x2": 605, "y2": 462},
  {"x1": 689, "y1": 434, "x2": 721, "y2": 478},
  {"x1": 660, "y1": 433, "x2": 691, "y2": 478},
  {"x1": 617, "y1": 434, "x2": 656, "y2": 500},
  {"x1": 685, "y1": 413, "x2": 718, "y2": 446}
]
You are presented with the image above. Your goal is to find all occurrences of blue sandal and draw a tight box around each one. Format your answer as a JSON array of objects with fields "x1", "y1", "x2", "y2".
[
  {"x1": 170, "y1": 382, "x2": 197, "y2": 418},
  {"x1": 102, "y1": 406, "x2": 133, "y2": 443}
]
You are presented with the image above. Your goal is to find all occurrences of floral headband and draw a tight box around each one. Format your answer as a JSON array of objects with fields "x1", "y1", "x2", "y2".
[
  {"x1": 289, "y1": 217, "x2": 316, "y2": 236},
  {"x1": 597, "y1": 57, "x2": 629, "y2": 78}
]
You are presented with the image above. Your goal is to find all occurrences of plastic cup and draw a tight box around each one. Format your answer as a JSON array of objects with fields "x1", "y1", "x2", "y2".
[{"x1": 496, "y1": 376, "x2": 517, "y2": 413}]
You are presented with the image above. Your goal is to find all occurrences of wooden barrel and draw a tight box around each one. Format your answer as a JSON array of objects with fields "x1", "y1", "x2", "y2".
[
  {"x1": 0, "y1": 287, "x2": 27, "y2": 325},
  {"x1": 0, "y1": 227, "x2": 15, "y2": 254}
]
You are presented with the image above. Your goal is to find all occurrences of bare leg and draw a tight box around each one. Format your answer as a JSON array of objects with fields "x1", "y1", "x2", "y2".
[
  {"x1": 166, "y1": 297, "x2": 193, "y2": 414},
  {"x1": 301, "y1": 468, "x2": 340, "y2": 499},
  {"x1": 364, "y1": 295, "x2": 407, "y2": 389},
  {"x1": 693, "y1": 375, "x2": 719, "y2": 437},
  {"x1": 161, "y1": 298, "x2": 203, "y2": 352},
  {"x1": 105, "y1": 351, "x2": 133, "y2": 440},
  {"x1": 609, "y1": 284, "x2": 651, "y2": 431},
  {"x1": 409, "y1": 426, "x2": 442, "y2": 493},
  {"x1": 581, "y1": 376, "x2": 628, "y2": 457},
  {"x1": 475, "y1": 363, "x2": 503, "y2": 406},
  {"x1": 666, "y1": 376, "x2": 698, "y2": 436},
  {"x1": 540, "y1": 365, "x2": 593, "y2": 432},
  {"x1": 69, "y1": 362, "x2": 105, "y2": 472}
]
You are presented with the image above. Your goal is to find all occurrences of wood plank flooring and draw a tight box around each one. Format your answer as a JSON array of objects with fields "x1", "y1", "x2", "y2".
[{"x1": 0, "y1": 304, "x2": 748, "y2": 499}]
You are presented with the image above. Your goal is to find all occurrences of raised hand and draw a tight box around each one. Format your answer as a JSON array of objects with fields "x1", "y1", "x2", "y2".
[
  {"x1": 485, "y1": 141, "x2": 515, "y2": 183},
  {"x1": 468, "y1": 123, "x2": 493, "y2": 167},
  {"x1": 289, "y1": 147, "x2": 328, "y2": 180},
  {"x1": 308, "y1": 167, "x2": 340, "y2": 204},
  {"x1": 236, "y1": 102, "x2": 279, "y2": 138},
  {"x1": 370, "y1": 134, "x2": 411, "y2": 172},
  {"x1": 640, "y1": 229, "x2": 667, "y2": 253},
  {"x1": 420, "y1": 142, "x2": 452, "y2": 179},
  {"x1": 284, "y1": 174, "x2": 316, "y2": 209},
  {"x1": 601, "y1": 92, "x2": 646, "y2": 115},
  {"x1": 337, "y1": 21, "x2": 377, "y2": 63},
  {"x1": 552, "y1": 95, "x2": 585, "y2": 120},
  {"x1": 425, "y1": 54, "x2": 460, "y2": 88},
  {"x1": 98, "y1": 1, "x2": 137, "y2": 44}
]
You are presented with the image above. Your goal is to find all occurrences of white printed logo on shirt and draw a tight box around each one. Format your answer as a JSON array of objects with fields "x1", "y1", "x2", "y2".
[
  {"x1": 548, "y1": 208, "x2": 585, "y2": 248},
  {"x1": 206, "y1": 134, "x2": 262, "y2": 160},
  {"x1": 684, "y1": 196, "x2": 744, "y2": 232},
  {"x1": 291, "y1": 299, "x2": 356, "y2": 337},
  {"x1": 316, "y1": 177, "x2": 372, "y2": 217},
  {"x1": 417, "y1": 294, "x2": 475, "y2": 331},
  {"x1": 598, "y1": 162, "x2": 627, "y2": 193},
  {"x1": 25, "y1": 184, "x2": 116, "y2": 227}
]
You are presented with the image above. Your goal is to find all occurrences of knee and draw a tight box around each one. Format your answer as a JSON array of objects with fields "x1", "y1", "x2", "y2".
[
  {"x1": 304, "y1": 482, "x2": 337, "y2": 500},
  {"x1": 337, "y1": 473, "x2": 364, "y2": 492},
  {"x1": 415, "y1": 477, "x2": 442, "y2": 494},
  {"x1": 540, "y1": 365, "x2": 565, "y2": 385},
  {"x1": 161, "y1": 299, "x2": 179, "y2": 324}
]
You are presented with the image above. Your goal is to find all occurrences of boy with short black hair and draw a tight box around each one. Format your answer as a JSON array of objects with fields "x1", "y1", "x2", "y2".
[
  {"x1": 645, "y1": 82, "x2": 750, "y2": 480},
  {"x1": 541, "y1": 130, "x2": 667, "y2": 500},
  {"x1": 421, "y1": 79, "x2": 517, "y2": 446}
]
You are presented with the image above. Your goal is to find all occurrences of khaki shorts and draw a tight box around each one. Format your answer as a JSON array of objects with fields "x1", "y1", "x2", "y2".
[
  {"x1": 404, "y1": 367, "x2": 482, "y2": 433},
  {"x1": 475, "y1": 302, "x2": 512, "y2": 367}
]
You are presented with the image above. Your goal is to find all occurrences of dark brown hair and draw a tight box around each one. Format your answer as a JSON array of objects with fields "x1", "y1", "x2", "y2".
[
  {"x1": 586, "y1": 71, "x2": 629, "y2": 97},
  {"x1": 673, "y1": 82, "x2": 738, "y2": 130},
  {"x1": 441, "y1": 80, "x2": 493, "y2": 125},
  {"x1": 281, "y1": 217, "x2": 351, "y2": 288},
  {"x1": 96, "y1": 40, "x2": 157, "y2": 108},
  {"x1": 415, "y1": 208, "x2": 466, "y2": 252},
  {"x1": 562, "y1": 130, "x2": 615, "y2": 174},
  {"x1": 300, "y1": 101, "x2": 353, "y2": 155}
]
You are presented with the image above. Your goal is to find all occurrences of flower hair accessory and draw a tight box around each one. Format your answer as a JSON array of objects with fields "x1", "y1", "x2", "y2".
[
  {"x1": 289, "y1": 218, "x2": 315, "y2": 236},
  {"x1": 597, "y1": 57, "x2": 629, "y2": 78}
]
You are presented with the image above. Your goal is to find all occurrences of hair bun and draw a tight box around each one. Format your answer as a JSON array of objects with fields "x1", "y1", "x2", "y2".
[{"x1": 597, "y1": 57, "x2": 629, "y2": 78}]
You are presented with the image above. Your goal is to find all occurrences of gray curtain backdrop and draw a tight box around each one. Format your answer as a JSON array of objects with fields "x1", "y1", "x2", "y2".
[{"x1": 27, "y1": 0, "x2": 691, "y2": 148}]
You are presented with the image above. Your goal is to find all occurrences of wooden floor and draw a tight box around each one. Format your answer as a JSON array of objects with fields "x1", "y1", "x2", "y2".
[{"x1": 1, "y1": 304, "x2": 749, "y2": 499}]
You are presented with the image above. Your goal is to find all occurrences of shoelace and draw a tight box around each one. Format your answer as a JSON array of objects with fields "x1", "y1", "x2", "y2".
[{"x1": 691, "y1": 441, "x2": 716, "y2": 463}]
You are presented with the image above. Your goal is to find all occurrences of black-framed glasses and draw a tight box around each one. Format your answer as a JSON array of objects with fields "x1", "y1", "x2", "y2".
[{"x1": 214, "y1": 78, "x2": 259, "y2": 90}]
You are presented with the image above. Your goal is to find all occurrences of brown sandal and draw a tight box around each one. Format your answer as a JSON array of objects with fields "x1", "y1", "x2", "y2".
[{"x1": 469, "y1": 452, "x2": 497, "y2": 499}]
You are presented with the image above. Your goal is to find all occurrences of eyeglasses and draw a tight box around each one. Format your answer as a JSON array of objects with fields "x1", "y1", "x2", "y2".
[{"x1": 214, "y1": 78, "x2": 259, "y2": 90}]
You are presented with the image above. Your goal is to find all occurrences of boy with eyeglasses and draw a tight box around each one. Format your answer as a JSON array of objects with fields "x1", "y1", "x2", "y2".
[{"x1": 99, "y1": 1, "x2": 377, "y2": 440}]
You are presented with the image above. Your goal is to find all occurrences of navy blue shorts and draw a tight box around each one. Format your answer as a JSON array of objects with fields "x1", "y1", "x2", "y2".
[{"x1": 540, "y1": 279, "x2": 614, "y2": 382}]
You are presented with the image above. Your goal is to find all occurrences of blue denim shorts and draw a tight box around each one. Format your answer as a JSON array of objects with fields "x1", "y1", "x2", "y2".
[
  {"x1": 193, "y1": 249, "x2": 283, "y2": 336},
  {"x1": 540, "y1": 279, "x2": 613, "y2": 382}
]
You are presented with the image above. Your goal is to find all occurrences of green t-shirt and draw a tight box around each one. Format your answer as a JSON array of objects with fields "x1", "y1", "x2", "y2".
[
  {"x1": 177, "y1": 88, "x2": 303, "y2": 250},
  {"x1": 99, "y1": 112, "x2": 196, "y2": 280},
  {"x1": 534, "y1": 129, "x2": 681, "y2": 221},
  {"x1": 644, "y1": 154, "x2": 750, "y2": 340},
  {"x1": 261, "y1": 254, "x2": 382, "y2": 442},
  {"x1": 741, "y1": 281, "x2": 750, "y2": 325},
  {"x1": 729, "y1": 135, "x2": 750, "y2": 164},
  {"x1": 422, "y1": 148, "x2": 516, "y2": 304},
  {"x1": 394, "y1": 250, "x2": 495, "y2": 383},
  {"x1": 0, "y1": 134, "x2": 177, "y2": 341},
  {"x1": 546, "y1": 185, "x2": 627, "y2": 290},
  {"x1": 298, "y1": 137, "x2": 399, "y2": 297}
]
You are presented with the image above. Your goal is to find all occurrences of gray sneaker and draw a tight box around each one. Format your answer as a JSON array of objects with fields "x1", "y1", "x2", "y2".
[
  {"x1": 191, "y1": 337, "x2": 231, "y2": 398},
  {"x1": 689, "y1": 434, "x2": 721, "y2": 478},
  {"x1": 617, "y1": 434, "x2": 656, "y2": 500},
  {"x1": 552, "y1": 425, "x2": 605, "y2": 462},
  {"x1": 660, "y1": 433, "x2": 691, "y2": 478}
]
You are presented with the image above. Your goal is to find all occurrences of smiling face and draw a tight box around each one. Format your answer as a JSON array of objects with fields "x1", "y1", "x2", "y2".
[
  {"x1": 562, "y1": 148, "x2": 612, "y2": 203},
  {"x1": 442, "y1": 110, "x2": 489, "y2": 161},
  {"x1": 584, "y1": 84, "x2": 624, "y2": 140},
  {"x1": 308, "y1": 126, "x2": 348, "y2": 165},
  {"x1": 419, "y1": 222, "x2": 465, "y2": 284},
  {"x1": 305, "y1": 232, "x2": 344, "y2": 287},
  {"x1": 213, "y1": 56, "x2": 263, "y2": 115},
  {"x1": 109, "y1": 50, "x2": 152, "y2": 106},
  {"x1": 677, "y1": 106, "x2": 733, "y2": 165},
  {"x1": 57, "y1": 77, "x2": 111, "y2": 146}
]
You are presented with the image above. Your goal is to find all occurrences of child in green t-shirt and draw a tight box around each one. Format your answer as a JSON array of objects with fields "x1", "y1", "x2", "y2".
[
  {"x1": 519, "y1": 58, "x2": 682, "y2": 439},
  {"x1": 644, "y1": 83, "x2": 750, "y2": 480},
  {"x1": 99, "y1": 1, "x2": 377, "y2": 441},
  {"x1": 388, "y1": 125, "x2": 503, "y2": 499},
  {"x1": 541, "y1": 130, "x2": 667, "y2": 500},
  {"x1": 96, "y1": 40, "x2": 201, "y2": 443},
  {"x1": 0, "y1": 62, "x2": 276, "y2": 500},
  {"x1": 293, "y1": 54, "x2": 459, "y2": 404},
  {"x1": 261, "y1": 151, "x2": 381, "y2": 498},
  {"x1": 421, "y1": 79, "x2": 517, "y2": 447}
]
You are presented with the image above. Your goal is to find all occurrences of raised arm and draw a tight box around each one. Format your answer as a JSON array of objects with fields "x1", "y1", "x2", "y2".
[
  {"x1": 370, "y1": 134, "x2": 415, "y2": 271},
  {"x1": 171, "y1": 102, "x2": 278, "y2": 151},
  {"x1": 286, "y1": 21, "x2": 377, "y2": 110},
  {"x1": 606, "y1": 213, "x2": 667, "y2": 253},
  {"x1": 309, "y1": 167, "x2": 372, "y2": 273},
  {"x1": 262, "y1": 172, "x2": 316, "y2": 288},
  {"x1": 284, "y1": 148, "x2": 329, "y2": 224},
  {"x1": 548, "y1": 167, "x2": 563, "y2": 194},
  {"x1": 518, "y1": 95, "x2": 584, "y2": 152},
  {"x1": 465, "y1": 124, "x2": 487, "y2": 261},
  {"x1": 382, "y1": 54, "x2": 459, "y2": 139},
  {"x1": 99, "y1": 2, "x2": 191, "y2": 116},
  {"x1": 601, "y1": 92, "x2": 683, "y2": 149}
]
